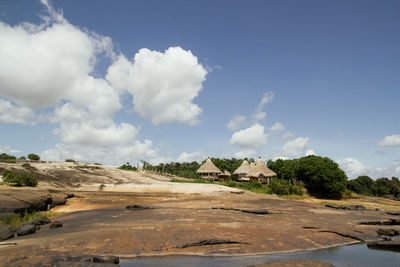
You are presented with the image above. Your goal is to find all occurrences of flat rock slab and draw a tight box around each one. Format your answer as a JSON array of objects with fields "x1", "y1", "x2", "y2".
[{"x1": 0, "y1": 191, "x2": 399, "y2": 264}]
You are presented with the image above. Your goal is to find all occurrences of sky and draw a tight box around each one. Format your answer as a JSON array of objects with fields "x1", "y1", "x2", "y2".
[{"x1": 0, "y1": 0, "x2": 399, "y2": 179}]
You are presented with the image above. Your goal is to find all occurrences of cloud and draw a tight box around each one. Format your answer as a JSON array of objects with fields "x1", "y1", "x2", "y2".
[
  {"x1": 283, "y1": 132, "x2": 295, "y2": 139},
  {"x1": 107, "y1": 47, "x2": 208, "y2": 125},
  {"x1": 177, "y1": 151, "x2": 206, "y2": 163},
  {"x1": 270, "y1": 122, "x2": 285, "y2": 131},
  {"x1": 338, "y1": 157, "x2": 400, "y2": 179},
  {"x1": 234, "y1": 149, "x2": 257, "y2": 158},
  {"x1": 252, "y1": 91, "x2": 274, "y2": 122},
  {"x1": 41, "y1": 139, "x2": 158, "y2": 166},
  {"x1": 305, "y1": 149, "x2": 316, "y2": 156},
  {"x1": 227, "y1": 115, "x2": 246, "y2": 130},
  {"x1": 282, "y1": 137, "x2": 309, "y2": 157},
  {"x1": 230, "y1": 123, "x2": 268, "y2": 150},
  {"x1": 0, "y1": 1, "x2": 164, "y2": 165},
  {"x1": 378, "y1": 134, "x2": 400, "y2": 147},
  {"x1": 0, "y1": 145, "x2": 21, "y2": 153},
  {"x1": 0, "y1": 99, "x2": 35, "y2": 124},
  {"x1": 338, "y1": 157, "x2": 370, "y2": 179}
]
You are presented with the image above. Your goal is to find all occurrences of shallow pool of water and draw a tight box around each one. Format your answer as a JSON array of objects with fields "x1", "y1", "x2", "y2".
[{"x1": 120, "y1": 244, "x2": 400, "y2": 267}]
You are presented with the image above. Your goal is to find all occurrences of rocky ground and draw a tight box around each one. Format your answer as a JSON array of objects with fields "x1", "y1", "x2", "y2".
[{"x1": 0, "y1": 161, "x2": 399, "y2": 266}]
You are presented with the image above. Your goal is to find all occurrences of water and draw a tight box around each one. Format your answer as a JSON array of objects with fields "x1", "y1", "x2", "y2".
[{"x1": 120, "y1": 244, "x2": 400, "y2": 267}]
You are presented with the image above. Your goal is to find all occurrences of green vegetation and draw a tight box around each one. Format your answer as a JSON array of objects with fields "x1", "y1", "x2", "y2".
[
  {"x1": 21, "y1": 163, "x2": 31, "y2": 168},
  {"x1": 1, "y1": 210, "x2": 61, "y2": 228},
  {"x1": 74, "y1": 165, "x2": 100, "y2": 169},
  {"x1": 170, "y1": 178, "x2": 214, "y2": 184},
  {"x1": 268, "y1": 179, "x2": 305, "y2": 196},
  {"x1": 65, "y1": 159, "x2": 76, "y2": 163},
  {"x1": 2, "y1": 169, "x2": 38, "y2": 187},
  {"x1": 0, "y1": 153, "x2": 16, "y2": 160},
  {"x1": 119, "y1": 163, "x2": 137, "y2": 171},
  {"x1": 347, "y1": 176, "x2": 400, "y2": 199},
  {"x1": 268, "y1": 156, "x2": 348, "y2": 199},
  {"x1": 27, "y1": 153, "x2": 40, "y2": 161},
  {"x1": 19, "y1": 156, "x2": 26, "y2": 160}
]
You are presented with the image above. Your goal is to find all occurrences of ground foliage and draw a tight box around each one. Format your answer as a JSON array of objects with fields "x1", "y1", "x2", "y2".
[
  {"x1": 267, "y1": 156, "x2": 348, "y2": 199},
  {"x1": 347, "y1": 175, "x2": 400, "y2": 199}
]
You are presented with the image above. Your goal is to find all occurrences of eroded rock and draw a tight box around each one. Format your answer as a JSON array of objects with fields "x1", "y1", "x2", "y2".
[
  {"x1": 16, "y1": 223, "x2": 36, "y2": 236},
  {"x1": 50, "y1": 221, "x2": 63, "y2": 229},
  {"x1": 360, "y1": 219, "x2": 400, "y2": 225},
  {"x1": 212, "y1": 207, "x2": 271, "y2": 214},
  {"x1": 0, "y1": 228, "x2": 15, "y2": 241},
  {"x1": 174, "y1": 239, "x2": 249, "y2": 248},
  {"x1": 126, "y1": 204, "x2": 153, "y2": 210},
  {"x1": 31, "y1": 216, "x2": 51, "y2": 225}
]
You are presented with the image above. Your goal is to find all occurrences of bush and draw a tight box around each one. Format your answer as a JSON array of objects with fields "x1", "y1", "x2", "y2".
[
  {"x1": 22, "y1": 163, "x2": 31, "y2": 168},
  {"x1": 0, "y1": 153, "x2": 16, "y2": 160},
  {"x1": 2, "y1": 170, "x2": 38, "y2": 187},
  {"x1": 19, "y1": 156, "x2": 26, "y2": 160},
  {"x1": 119, "y1": 163, "x2": 137, "y2": 171},
  {"x1": 65, "y1": 159, "x2": 75, "y2": 163},
  {"x1": 268, "y1": 179, "x2": 304, "y2": 195},
  {"x1": 27, "y1": 153, "x2": 40, "y2": 161}
]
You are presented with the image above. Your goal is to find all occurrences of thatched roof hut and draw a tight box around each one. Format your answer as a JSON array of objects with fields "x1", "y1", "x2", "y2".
[
  {"x1": 247, "y1": 158, "x2": 276, "y2": 183},
  {"x1": 218, "y1": 169, "x2": 231, "y2": 180},
  {"x1": 233, "y1": 160, "x2": 250, "y2": 175},
  {"x1": 196, "y1": 158, "x2": 222, "y2": 180}
]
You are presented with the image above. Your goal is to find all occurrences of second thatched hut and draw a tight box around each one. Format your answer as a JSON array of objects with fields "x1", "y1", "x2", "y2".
[
  {"x1": 247, "y1": 157, "x2": 276, "y2": 184},
  {"x1": 196, "y1": 158, "x2": 222, "y2": 181}
]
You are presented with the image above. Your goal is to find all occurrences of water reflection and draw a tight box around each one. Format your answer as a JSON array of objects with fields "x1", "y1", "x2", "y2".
[{"x1": 120, "y1": 244, "x2": 400, "y2": 267}]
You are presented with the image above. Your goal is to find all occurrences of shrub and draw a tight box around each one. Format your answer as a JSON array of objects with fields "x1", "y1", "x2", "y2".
[
  {"x1": 27, "y1": 153, "x2": 40, "y2": 161},
  {"x1": 268, "y1": 179, "x2": 304, "y2": 195},
  {"x1": 22, "y1": 163, "x2": 31, "y2": 168},
  {"x1": 65, "y1": 159, "x2": 75, "y2": 163},
  {"x1": 119, "y1": 163, "x2": 137, "y2": 171},
  {"x1": 0, "y1": 153, "x2": 16, "y2": 160},
  {"x1": 1, "y1": 170, "x2": 37, "y2": 187},
  {"x1": 19, "y1": 156, "x2": 26, "y2": 160}
]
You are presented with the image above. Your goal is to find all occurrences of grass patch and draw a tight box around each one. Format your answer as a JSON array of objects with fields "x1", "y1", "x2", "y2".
[
  {"x1": 1, "y1": 210, "x2": 63, "y2": 228},
  {"x1": 170, "y1": 178, "x2": 214, "y2": 184},
  {"x1": 220, "y1": 181, "x2": 271, "y2": 194},
  {"x1": 281, "y1": 194, "x2": 307, "y2": 200},
  {"x1": 74, "y1": 165, "x2": 100, "y2": 170}
]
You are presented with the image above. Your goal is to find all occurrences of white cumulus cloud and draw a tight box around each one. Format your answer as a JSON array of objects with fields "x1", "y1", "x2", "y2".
[
  {"x1": 227, "y1": 114, "x2": 246, "y2": 130},
  {"x1": 177, "y1": 151, "x2": 206, "y2": 163},
  {"x1": 0, "y1": 99, "x2": 35, "y2": 124},
  {"x1": 107, "y1": 47, "x2": 208, "y2": 125},
  {"x1": 230, "y1": 123, "x2": 268, "y2": 150},
  {"x1": 282, "y1": 137, "x2": 309, "y2": 157},
  {"x1": 270, "y1": 122, "x2": 285, "y2": 131},
  {"x1": 378, "y1": 134, "x2": 400, "y2": 147},
  {"x1": 338, "y1": 157, "x2": 400, "y2": 179}
]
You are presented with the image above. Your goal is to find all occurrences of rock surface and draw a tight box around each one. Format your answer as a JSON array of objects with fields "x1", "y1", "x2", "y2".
[{"x1": 16, "y1": 223, "x2": 36, "y2": 236}]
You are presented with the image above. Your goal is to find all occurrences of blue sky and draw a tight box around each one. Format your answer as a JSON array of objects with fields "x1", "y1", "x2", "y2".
[{"x1": 0, "y1": 0, "x2": 399, "y2": 178}]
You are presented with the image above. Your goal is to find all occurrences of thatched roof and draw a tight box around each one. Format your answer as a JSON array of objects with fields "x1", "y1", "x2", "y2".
[
  {"x1": 247, "y1": 158, "x2": 276, "y2": 178},
  {"x1": 196, "y1": 158, "x2": 222, "y2": 174},
  {"x1": 233, "y1": 160, "x2": 250, "y2": 175},
  {"x1": 223, "y1": 170, "x2": 231, "y2": 176}
]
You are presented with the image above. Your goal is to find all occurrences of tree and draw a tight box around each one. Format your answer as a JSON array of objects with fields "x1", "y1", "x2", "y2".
[
  {"x1": 0, "y1": 153, "x2": 16, "y2": 160},
  {"x1": 296, "y1": 156, "x2": 347, "y2": 199},
  {"x1": 27, "y1": 153, "x2": 40, "y2": 161},
  {"x1": 347, "y1": 176, "x2": 374, "y2": 196}
]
